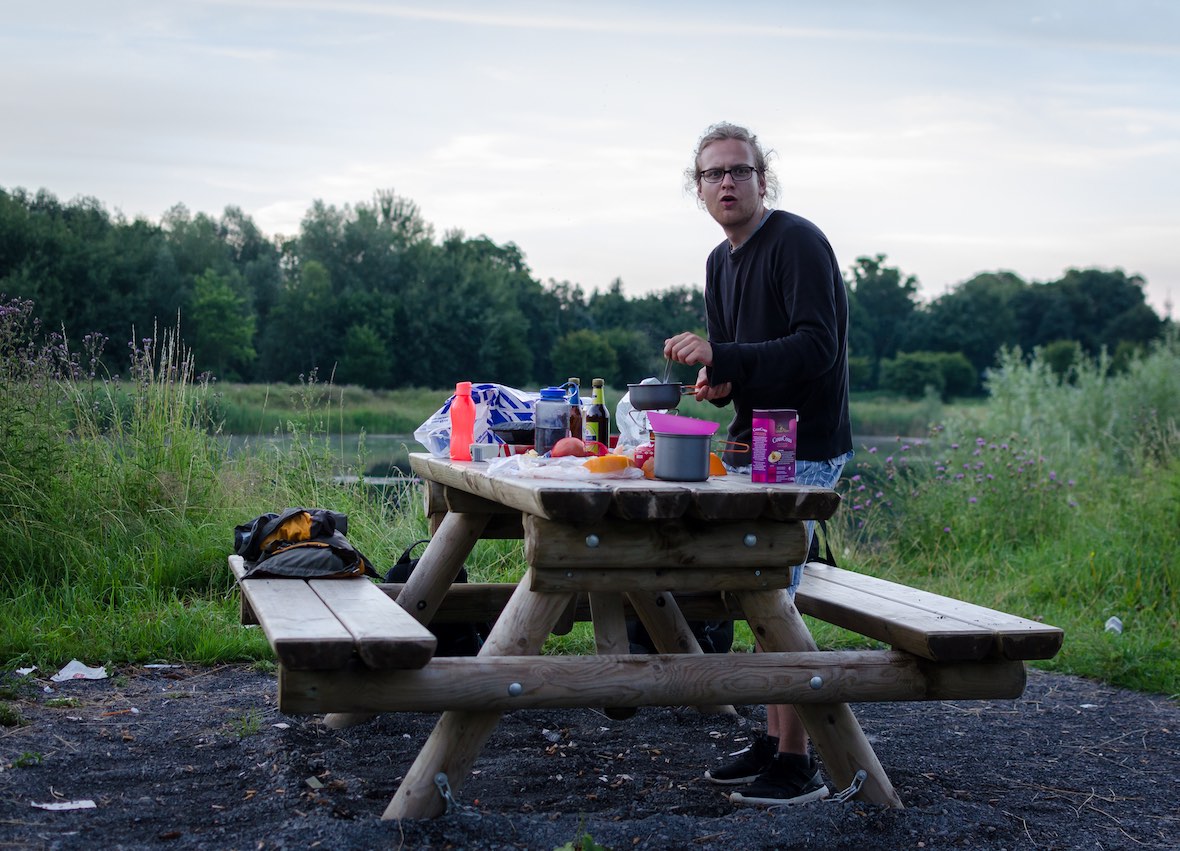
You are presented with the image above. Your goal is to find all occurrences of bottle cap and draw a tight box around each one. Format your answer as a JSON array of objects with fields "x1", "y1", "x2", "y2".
[
  {"x1": 455, "y1": 381, "x2": 472, "y2": 394},
  {"x1": 539, "y1": 387, "x2": 566, "y2": 399}
]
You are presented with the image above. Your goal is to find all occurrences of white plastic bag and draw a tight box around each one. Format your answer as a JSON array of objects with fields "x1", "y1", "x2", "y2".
[
  {"x1": 486, "y1": 454, "x2": 643, "y2": 480},
  {"x1": 414, "y1": 383, "x2": 537, "y2": 458}
]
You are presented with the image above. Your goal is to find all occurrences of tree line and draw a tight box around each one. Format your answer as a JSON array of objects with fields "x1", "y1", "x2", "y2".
[{"x1": 1, "y1": 186, "x2": 1169, "y2": 396}]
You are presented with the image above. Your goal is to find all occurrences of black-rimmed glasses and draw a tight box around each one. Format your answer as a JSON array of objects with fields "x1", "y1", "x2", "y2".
[{"x1": 698, "y1": 165, "x2": 758, "y2": 183}]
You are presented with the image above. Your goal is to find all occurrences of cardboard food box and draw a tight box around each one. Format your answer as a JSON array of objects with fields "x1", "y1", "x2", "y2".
[{"x1": 751, "y1": 408, "x2": 798, "y2": 483}]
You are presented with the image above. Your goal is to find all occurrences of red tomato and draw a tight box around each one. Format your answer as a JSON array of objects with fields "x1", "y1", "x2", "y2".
[{"x1": 551, "y1": 436, "x2": 589, "y2": 457}]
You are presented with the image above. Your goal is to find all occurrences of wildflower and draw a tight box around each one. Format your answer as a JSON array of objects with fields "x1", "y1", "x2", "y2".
[
  {"x1": 1049, "y1": 471, "x2": 1057, "y2": 481},
  {"x1": 943, "y1": 526, "x2": 951, "y2": 533},
  {"x1": 950, "y1": 443, "x2": 959, "y2": 450},
  {"x1": 968, "y1": 497, "x2": 978, "y2": 504},
  {"x1": 868, "y1": 446, "x2": 878, "y2": 454},
  {"x1": 885, "y1": 456, "x2": 893, "y2": 464},
  {"x1": 976, "y1": 437, "x2": 986, "y2": 446},
  {"x1": 901, "y1": 444, "x2": 911, "y2": 452}
]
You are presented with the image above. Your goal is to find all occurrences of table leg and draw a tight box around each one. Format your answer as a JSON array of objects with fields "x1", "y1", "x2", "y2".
[
  {"x1": 588, "y1": 592, "x2": 636, "y2": 720},
  {"x1": 382, "y1": 567, "x2": 574, "y2": 820},
  {"x1": 324, "y1": 510, "x2": 490, "y2": 731},
  {"x1": 735, "y1": 587, "x2": 903, "y2": 808},
  {"x1": 627, "y1": 590, "x2": 736, "y2": 716}
]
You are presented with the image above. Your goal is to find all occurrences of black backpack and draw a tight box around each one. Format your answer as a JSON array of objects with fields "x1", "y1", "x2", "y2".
[{"x1": 384, "y1": 540, "x2": 489, "y2": 657}]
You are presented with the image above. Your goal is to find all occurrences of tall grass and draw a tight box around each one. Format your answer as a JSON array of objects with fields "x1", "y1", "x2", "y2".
[
  {"x1": 832, "y1": 331, "x2": 1180, "y2": 695},
  {"x1": 0, "y1": 304, "x2": 431, "y2": 666}
]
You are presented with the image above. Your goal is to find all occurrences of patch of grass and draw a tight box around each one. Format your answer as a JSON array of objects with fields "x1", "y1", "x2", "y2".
[
  {"x1": 0, "y1": 702, "x2": 27, "y2": 727},
  {"x1": 232, "y1": 708, "x2": 265, "y2": 739},
  {"x1": 44, "y1": 697, "x2": 82, "y2": 708},
  {"x1": 555, "y1": 833, "x2": 609, "y2": 851},
  {"x1": 14, "y1": 751, "x2": 42, "y2": 767}
]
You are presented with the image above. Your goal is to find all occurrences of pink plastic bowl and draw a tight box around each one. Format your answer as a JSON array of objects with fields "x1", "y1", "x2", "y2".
[{"x1": 646, "y1": 412, "x2": 721, "y2": 436}]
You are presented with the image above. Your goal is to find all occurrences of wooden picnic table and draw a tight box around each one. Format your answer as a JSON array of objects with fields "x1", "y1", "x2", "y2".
[{"x1": 234, "y1": 452, "x2": 1063, "y2": 820}]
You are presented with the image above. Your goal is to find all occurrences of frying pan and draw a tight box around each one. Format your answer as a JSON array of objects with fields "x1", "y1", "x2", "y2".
[{"x1": 627, "y1": 382, "x2": 696, "y2": 410}]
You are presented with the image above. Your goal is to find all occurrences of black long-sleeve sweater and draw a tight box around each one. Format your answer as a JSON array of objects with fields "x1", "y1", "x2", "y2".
[{"x1": 705, "y1": 209, "x2": 853, "y2": 464}]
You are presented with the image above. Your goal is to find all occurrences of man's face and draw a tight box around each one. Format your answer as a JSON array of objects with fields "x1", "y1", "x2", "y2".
[{"x1": 696, "y1": 138, "x2": 767, "y2": 236}]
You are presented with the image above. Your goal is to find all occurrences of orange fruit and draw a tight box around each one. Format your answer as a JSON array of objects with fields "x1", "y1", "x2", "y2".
[
  {"x1": 641, "y1": 458, "x2": 656, "y2": 480},
  {"x1": 583, "y1": 454, "x2": 633, "y2": 474},
  {"x1": 708, "y1": 452, "x2": 727, "y2": 476}
]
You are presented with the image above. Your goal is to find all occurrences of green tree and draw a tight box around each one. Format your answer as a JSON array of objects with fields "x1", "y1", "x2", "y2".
[
  {"x1": 189, "y1": 269, "x2": 256, "y2": 380},
  {"x1": 1041, "y1": 339, "x2": 1082, "y2": 380},
  {"x1": 336, "y1": 323, "x2": 392, "y2": 389},
  {"x1": 846, "y1": 255, "x2": 919, "y2": 386},
  {"x1": 602, "y1": 328, "x2": 649, "y2": 387},
  {"x1": 903, "y1": 272, "x2": 1024, "y2": 378},
  {"x1": 879, "y1": 352, "x2": 945, "y2": 398},
  {"x1": 550, "y1": 330, "x2": 619, "y2": 388},
  {"x1": 257, "y1": 260, "x2": 336, "y2": 382}
]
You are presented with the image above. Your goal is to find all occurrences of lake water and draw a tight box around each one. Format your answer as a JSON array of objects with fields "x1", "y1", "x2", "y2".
[{"x1": 223, "y1": 433, "x2": 426, "y2": 478}]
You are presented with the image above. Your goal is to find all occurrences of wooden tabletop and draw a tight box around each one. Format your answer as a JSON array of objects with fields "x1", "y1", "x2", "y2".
[{"x1": 409, "y1": 452, "x2": 842, "y2": 524}]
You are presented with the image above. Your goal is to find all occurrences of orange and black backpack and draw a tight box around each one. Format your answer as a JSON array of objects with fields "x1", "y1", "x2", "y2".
[{"x1": 233, "y1": 507, "x2": 379, "y2": 579}]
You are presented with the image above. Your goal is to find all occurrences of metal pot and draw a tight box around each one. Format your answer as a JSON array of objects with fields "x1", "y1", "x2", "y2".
[
  {"x1": 652, "y1": 432, "x2": 710, "y2": 481},
  {"x1": 627, "y1": 382, "x2": 695, "y2": 411}
]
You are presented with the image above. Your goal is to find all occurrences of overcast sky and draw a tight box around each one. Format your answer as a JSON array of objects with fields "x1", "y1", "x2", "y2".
[{"x1": 4, "y1": 1, "x2": 1177, "y2": 316}]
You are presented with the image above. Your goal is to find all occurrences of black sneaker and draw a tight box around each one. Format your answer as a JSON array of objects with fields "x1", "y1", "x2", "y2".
[
  {"x1": 729, "y1": 753, "x2": 829, "y2": 807},
  {"x1": 705, "y1": 732, "x2": 778, "y2": 785}
]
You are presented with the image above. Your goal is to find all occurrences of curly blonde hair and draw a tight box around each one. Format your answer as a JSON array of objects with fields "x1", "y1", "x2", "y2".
[{"x1": 684, "y1": 122, "x2": 780, "y2": 207}]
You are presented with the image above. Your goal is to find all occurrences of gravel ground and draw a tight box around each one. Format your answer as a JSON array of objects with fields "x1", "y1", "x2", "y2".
[{"x1": 1, "y1": 664, "x2": 1176, "y2": 850}]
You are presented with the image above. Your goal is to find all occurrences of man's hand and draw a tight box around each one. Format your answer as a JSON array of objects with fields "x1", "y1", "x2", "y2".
[
  {"x1": 692, "y1": 367, "x2": 730, "y2": 402},
  {"x1": 664, "y1": 332, "x2": 713, "y2": 367}
]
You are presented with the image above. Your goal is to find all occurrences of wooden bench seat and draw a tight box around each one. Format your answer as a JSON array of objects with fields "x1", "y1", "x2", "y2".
[
  {"x1": 795, "y1": 562, "x2": 1062, "y2": 662},
  {"x1": 229, "y1": 555, "x2": 436, "y2": 670},
  {"x1": 376, "y1": 562, "x2": 1063, "y2": 664}
]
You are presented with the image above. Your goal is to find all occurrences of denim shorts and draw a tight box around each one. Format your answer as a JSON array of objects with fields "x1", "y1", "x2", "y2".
[{"x1": 787, "y1": 450, "x2": 853, "y2": 595}]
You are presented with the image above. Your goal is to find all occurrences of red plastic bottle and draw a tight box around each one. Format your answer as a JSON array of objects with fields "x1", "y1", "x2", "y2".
[{"x1": 449, "y1": 381, "x2": 476, "y2": 461}]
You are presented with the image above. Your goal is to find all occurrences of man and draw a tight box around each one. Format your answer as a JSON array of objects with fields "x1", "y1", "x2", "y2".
[{"x1": 664, "y1": 122, "x2": 853, "y2": 807}]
